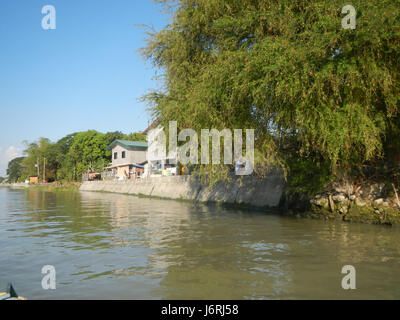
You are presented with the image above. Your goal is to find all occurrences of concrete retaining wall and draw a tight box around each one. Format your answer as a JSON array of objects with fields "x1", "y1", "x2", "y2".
[{"x1": 80, "y1": 174, "x2": 285, "y2": 209}]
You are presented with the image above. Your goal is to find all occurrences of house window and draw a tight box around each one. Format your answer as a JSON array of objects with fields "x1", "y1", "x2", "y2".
[
  {"x1": 114, "y1": 152, "x2": 118, "y2": 160},
  {"x1": 122, "y1": 151, "x2": 126, "y2": 159}
]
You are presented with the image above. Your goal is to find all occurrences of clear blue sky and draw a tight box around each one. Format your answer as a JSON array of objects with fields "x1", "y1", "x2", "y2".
[{"x1": 0, "y1": 0, "x2": 170, "y2": 176}]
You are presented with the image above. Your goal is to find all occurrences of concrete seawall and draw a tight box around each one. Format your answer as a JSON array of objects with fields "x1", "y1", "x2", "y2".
[{"x1": 80, "y1": 174, "x2": 285, "y2": 209}]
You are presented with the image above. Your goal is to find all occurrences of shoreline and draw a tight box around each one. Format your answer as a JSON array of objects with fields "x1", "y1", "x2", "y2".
[
  {"x1": 0, "y1": 182, "x2": 81, "y2": 192},
  {"x1": 3, "y1": 177, "x2": 400, "y2": 226},
  {"x1": 80, "y1": 176, "x2": 400, "y2": 226},
  {"x1": 79, "y1": 174, "x2": 285, "y2": 209}
]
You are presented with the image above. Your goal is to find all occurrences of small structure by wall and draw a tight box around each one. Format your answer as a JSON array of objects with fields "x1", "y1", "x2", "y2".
[{"x1": 30, "y1": 176, "x2": 39, "y2": 184}]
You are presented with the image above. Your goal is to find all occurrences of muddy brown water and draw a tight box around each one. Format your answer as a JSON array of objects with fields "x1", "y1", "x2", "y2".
[{"x1": 0, "y1": 188, "x2": 399, "y2": 299}]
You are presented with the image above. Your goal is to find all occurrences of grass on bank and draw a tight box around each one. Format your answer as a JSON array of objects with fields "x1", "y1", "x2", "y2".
[{"x1": 27, "y1": 181, "x2": 81, "y2": 192}]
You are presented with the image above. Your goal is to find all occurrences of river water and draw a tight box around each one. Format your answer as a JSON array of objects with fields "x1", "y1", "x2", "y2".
[{"x1": 0, "y1": 187, "x2": 399, "y2": 299}]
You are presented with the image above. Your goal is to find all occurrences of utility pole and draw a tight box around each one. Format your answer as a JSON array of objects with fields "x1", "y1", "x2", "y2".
[{"x1": 43, "y1": 157, "x2": 46, "y2": 182}]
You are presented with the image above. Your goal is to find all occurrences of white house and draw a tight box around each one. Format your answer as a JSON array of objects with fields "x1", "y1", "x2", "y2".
[{"x1": 105, "y1": 140, "x2": 148, "y2": 180}]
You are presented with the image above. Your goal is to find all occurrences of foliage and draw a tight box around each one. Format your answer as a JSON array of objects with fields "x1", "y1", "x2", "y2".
[
  {"x1": 7, "y1": 157, "x2": 25, "y2": 182},
  {"x1": 54, "y1": 133, "x2": 79, "y2": 181},
  {"x1": 69, "y1": 130, "x2": 110, "y2": 175},
  {"x1": 142, "y1": 0, "x2": 400, "y2": 190},
  {"x1": 286, "y1": 158, "x2": 334, "y2": 195},
  {"x1": 21, "y1": 138, "x2": 57, "y2": 182},
  {"x1": 19, "y1": 131, "x2": 146, "y2": 182},
  {"x1": 125, "y1": 132, "x2": 147, "y2": 142}
]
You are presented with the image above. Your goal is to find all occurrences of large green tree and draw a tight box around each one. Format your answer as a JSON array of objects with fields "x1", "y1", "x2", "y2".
[
  {"x1": 69, "y1": 130, "x2": 110, "y2": 176},
  {"x1": 104, "y1": 131, "x2": 147, "y2": 144},
  {"x1": 54, "y1": 133, "x2": 78, "y2": 181},
  {"x1": 142, "y1": 0, "x2": 400, "y2": 186},
  {"x1": 125, "y1": 132, "x2": 147, "y2": 142},
  {"x1": 21, "y1": 138, "x2": 58, "y2": 182},
  {"x1": 7, "y1": 157, "x2": 25, "y2": 183}
]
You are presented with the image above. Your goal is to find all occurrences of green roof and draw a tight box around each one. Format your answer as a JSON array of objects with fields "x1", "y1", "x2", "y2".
[{"x1": 106, "y1": 139, "x2": 148, "y2": 150}]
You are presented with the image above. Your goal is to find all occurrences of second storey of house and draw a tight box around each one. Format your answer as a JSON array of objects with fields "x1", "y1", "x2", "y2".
[{"x1": 107, "y1": 140, "x2": 148, "y2": 167}]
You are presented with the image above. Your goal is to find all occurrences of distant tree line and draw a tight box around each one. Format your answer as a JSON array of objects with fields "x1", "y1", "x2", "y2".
[{"x1": 6, "y1": 130, "x2": 146, "y2": 183}]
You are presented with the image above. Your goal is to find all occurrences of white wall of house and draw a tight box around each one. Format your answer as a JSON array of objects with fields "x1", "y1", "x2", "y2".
[{"x1": 111, "y1": 144, "x2": 147, "y2": 167}]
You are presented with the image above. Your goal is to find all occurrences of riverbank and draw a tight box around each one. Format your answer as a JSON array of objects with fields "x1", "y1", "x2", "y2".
[
  {"x1": 80, "y1": 175, "x2": 400, "y2": 225},
  {"x1": 5, "y1": 175, "x2": 399, "y2": 225},
  {"x1": 285, "y1": 179, "x2": 400, "y2": 225},
  {"x1": 0, "y1": 181, "x2": 81, "y2": 192},
  {"x1": 80, "y1": 174, "x2": 285, "y2": 210}
]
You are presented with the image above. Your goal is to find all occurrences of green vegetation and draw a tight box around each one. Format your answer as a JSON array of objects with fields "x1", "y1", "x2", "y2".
[
  {"x1": 142, "y1": 0, "x2": 400, "y2": 192},
  {"x1": 27, "y1": 182, "x2": 82, "y2": 192},
  {"x1": 8, "y1": 130, "x2": 145, "y2": 183},
  {"x1": 6, "y1": 157, "x2": 25, "y2": 183},
  {"x1": 302, "y1": 203, "x2": 400, "y2": 225}
]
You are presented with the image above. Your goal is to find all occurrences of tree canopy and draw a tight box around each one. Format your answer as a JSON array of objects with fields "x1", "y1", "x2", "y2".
[
  {"x1": 142, "y1": 0, "x2": 400, "y2": 188},
  {"x1": 7, "y1": 157, "x2": 25, "y2": 183},
  {"x1": 19, "y1": 130, "x2": 146, "y2": 182}
]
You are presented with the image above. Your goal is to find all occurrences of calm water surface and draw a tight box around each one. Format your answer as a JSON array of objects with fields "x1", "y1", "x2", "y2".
[{"x1": 0, "y1": 187, "x2": 399, "y2": 299}]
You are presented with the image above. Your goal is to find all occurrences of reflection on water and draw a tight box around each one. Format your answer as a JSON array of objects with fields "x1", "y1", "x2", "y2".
[{"x1": 0, "y1": 188, "x2": 399, "y2": 299}]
